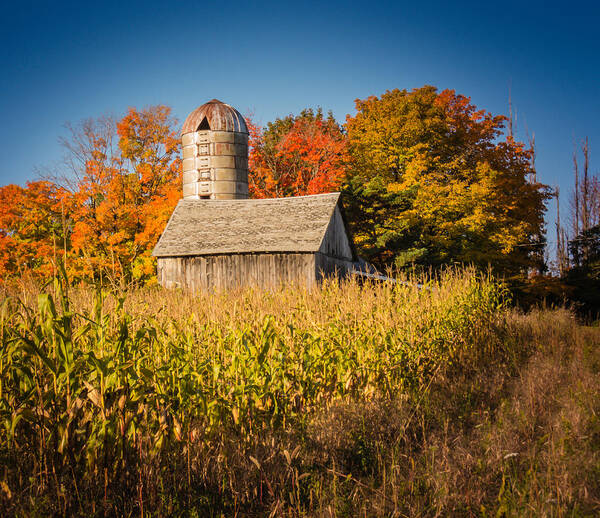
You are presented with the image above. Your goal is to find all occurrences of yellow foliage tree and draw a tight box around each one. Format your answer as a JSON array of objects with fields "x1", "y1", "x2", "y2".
[{"x1": 344, "y1": 86, "x2": 551, "y2": 275}]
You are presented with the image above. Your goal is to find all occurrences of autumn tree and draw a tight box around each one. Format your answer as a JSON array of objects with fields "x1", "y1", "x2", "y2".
[
  {"x1": 0, "y1": 181, "x2": 71, "y2": 279},
  {"x1": 67, "y1": 105, "x2": 181, "y2": 283},
  {"x1": 344, "y1": 86, "x2": 550, "y2": 275},
  {"x1": 249, "y1": 108, "x2": 348, "y2": 198},
  {"x1": 3, "y1": 106, "x2": 182, "y2": 285}
]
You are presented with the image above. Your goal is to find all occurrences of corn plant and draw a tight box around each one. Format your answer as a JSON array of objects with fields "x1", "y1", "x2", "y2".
[{"x1": 0, "y1": 267, "x2": 509, "y2": 516}]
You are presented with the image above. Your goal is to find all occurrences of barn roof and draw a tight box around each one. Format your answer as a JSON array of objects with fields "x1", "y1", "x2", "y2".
[{"x1": 152, "y1": 192, "x2": 354, "y2": 257}]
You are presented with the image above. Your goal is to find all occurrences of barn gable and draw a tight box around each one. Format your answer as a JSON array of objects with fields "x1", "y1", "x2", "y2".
[
  {"x1": 152, "y1": 192, "x2": 354, "y2": 258},
  {"x1": 319, "y1": 205, "x2": 355, "y2": 260}
]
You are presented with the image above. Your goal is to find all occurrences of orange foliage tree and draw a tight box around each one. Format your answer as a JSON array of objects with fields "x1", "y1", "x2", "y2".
[
  {"x1": 0, "y1": 106, "x2": 180, "y2": 285},
  {"x1": 69, "y1": 106, "x2": 181, "y2": 283},
  {"x1": 0, "y1": 181, "x2": 71, "y2": 279},
  {"x1": 248, "y1": 108, "x2": 348, "y2": 198}
]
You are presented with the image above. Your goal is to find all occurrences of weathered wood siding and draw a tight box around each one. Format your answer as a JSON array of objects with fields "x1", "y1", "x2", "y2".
[
  {"x1": 314, "y1": 252, "x2": 354, "y2": 280},
  {"x1": 319, "y1": 206, "x2": 354, "y2": 260},
  {"x1": 314, "y1": 205, "x2": 355, "y2": 279},
  {"x1": 157, "y1": 253, "x2": 316, "y2": 292}
]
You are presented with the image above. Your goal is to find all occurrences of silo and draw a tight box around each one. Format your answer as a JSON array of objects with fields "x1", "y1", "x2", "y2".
[{"x1": 180, "y1": 99, "x2": 249, "y2": 200}]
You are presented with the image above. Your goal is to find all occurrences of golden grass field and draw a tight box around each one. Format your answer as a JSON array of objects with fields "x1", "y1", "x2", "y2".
[{"x1": 0, "y1": 269, "x2": 598, "y2": 516}]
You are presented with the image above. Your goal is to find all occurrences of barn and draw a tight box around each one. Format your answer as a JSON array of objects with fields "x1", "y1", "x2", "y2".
[{"x1": 153, "y1": 99, "x2": 362, "y2": 291}]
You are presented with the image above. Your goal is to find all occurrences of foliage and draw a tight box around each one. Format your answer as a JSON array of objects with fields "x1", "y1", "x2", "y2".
[
  {"x1": 564, "y1": 225, "x2": 600, "y2": 316},
  {"x1": 569, "y1": 224, "x2": 600, "y2": 277},
  {"x1": 0, "y1": 181, "x2": 70, "y2": 279},
  {"x1": 344, "y1": 86, "x2": 551, "y2": 274},
  {"x1": 70, "y1": 105, "x2": 180, "y2": 283},
  {"x1": 248, "y1": 108, "x2": 348, "y2": 198},
  {"x1": 0, "y1": 106, "x2": 180, "y2": 285}
]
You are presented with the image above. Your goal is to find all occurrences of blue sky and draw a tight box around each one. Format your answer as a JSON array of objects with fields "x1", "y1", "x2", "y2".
[{"x1": 1, "y1": 0, "x2": 599, "y2": 256}]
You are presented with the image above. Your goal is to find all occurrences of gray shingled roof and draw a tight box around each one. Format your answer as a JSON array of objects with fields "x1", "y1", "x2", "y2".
[{"x1": 152, "y1": 193, "x2": 343, "y2": 257}]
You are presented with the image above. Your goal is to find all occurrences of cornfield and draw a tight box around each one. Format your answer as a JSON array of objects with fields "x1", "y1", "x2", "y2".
[{"x1": 1, "y1": 270, "x2": 598, "y2": 517}]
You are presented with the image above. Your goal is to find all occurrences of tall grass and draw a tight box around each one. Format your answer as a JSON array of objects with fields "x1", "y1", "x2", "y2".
[{"x1": 0, "y1": 269, "x2": 598, "y2": 516}]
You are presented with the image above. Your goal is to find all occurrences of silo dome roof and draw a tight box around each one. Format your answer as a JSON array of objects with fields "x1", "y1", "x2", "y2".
[{"x1": 181, "y1": 99, "x2": 248, "y2": 135}]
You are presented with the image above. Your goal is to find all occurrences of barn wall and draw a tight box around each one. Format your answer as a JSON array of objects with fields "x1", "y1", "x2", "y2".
[
  {"x1": 157, "y1": 253, "x2": 316, "y2": 291},
  {"x1": 314, "y1": 252, "x2": 354, "y2": 280},
  {"x1": 319, "y1": 205, "x2": 353, "y2": 260}
]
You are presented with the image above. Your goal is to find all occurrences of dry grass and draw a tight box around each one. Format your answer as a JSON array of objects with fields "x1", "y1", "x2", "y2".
[
  {"x1": 340, "y1": 309, "x2": 600, "y2": 518},
  {"x1": 0, "y1": 271, "x2": 598, "y2": 517}
]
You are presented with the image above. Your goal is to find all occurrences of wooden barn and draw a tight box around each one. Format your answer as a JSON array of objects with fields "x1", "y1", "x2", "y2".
[
  {"x1": 152, "y1": 193, "x2": 357, "y2": 291},
  {"x1": 153, "y1": 99, "x2": 362, "y2": 291}
]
